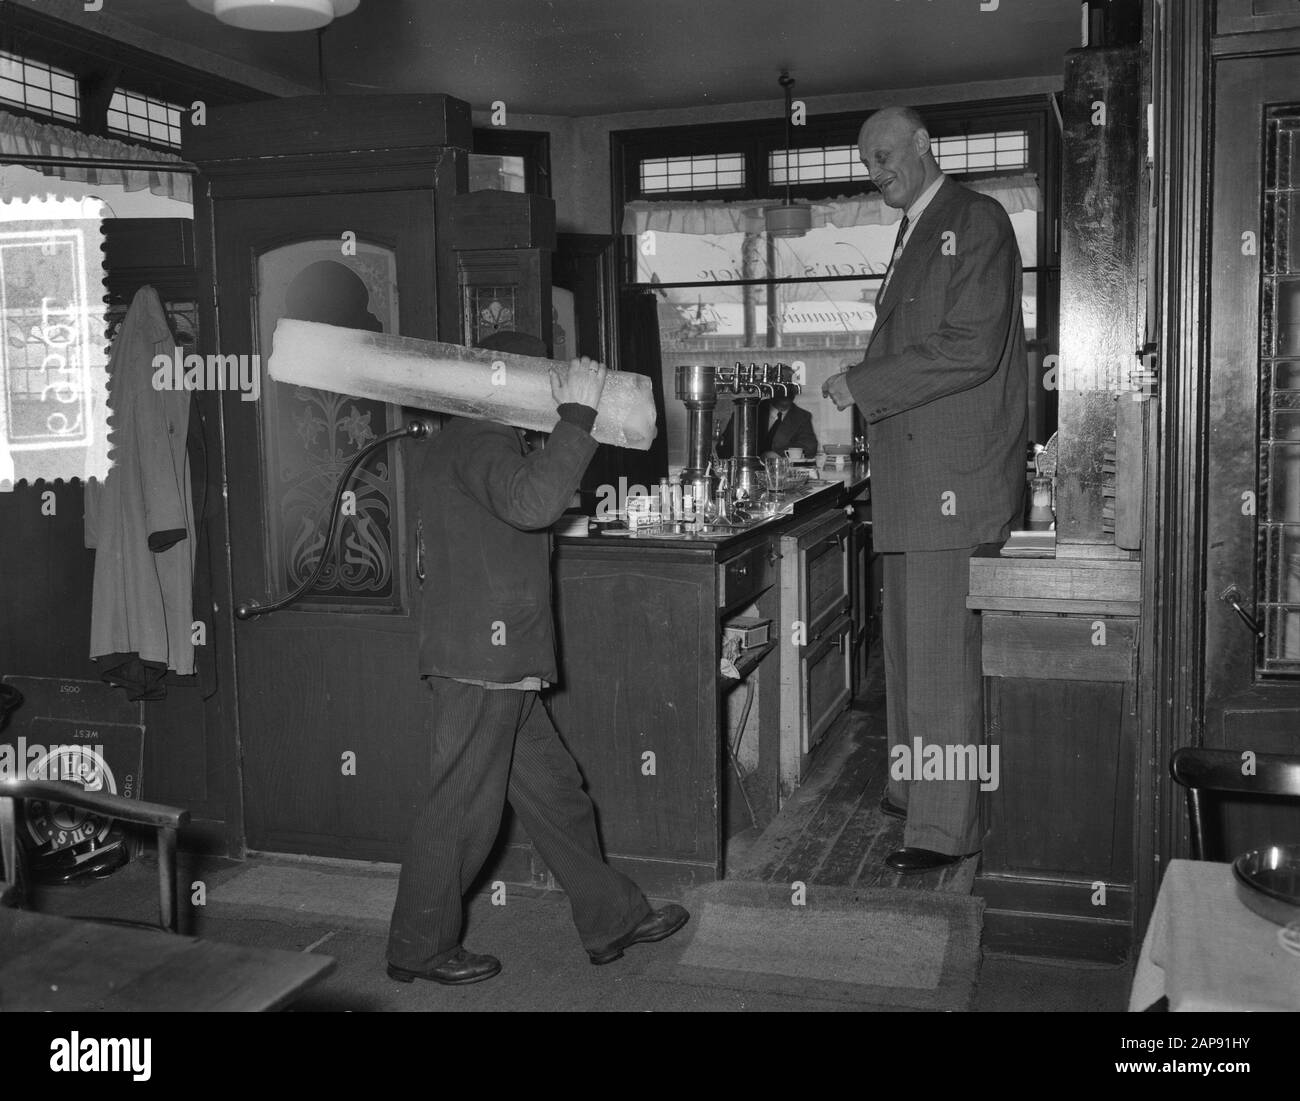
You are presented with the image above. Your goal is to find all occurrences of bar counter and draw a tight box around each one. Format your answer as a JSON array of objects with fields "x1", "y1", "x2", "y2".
[
  {"x1": 487, "y1": 464, "x2": 871, "y2": 896},
  {"x1": 557, "y1": 463, "x2": 869, "y2": 550}
]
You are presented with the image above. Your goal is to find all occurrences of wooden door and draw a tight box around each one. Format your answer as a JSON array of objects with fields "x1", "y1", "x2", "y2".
[
  {"x1": 1203, "y1": 55, "x2": 1300, "y2": 852},
  {"x1": 215, "y1": 192, "x2": 439, "y2": 860}
]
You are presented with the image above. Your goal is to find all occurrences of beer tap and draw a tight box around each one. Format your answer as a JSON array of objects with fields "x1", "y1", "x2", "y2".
[{"x1": 674, "y1": 358, "x2": 801, "y2": 506}]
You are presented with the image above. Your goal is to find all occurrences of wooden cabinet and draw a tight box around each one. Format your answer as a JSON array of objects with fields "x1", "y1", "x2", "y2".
[
  {"x1": 449, "y1": 191, "x2": 555, "y2": 349},
  {"x1": 777, "y1": 510, "x2": 852, "y2": 800},
  {"x1": 970, "y1": 552, "x2": 1141, "y2": 962},
  {"x1": 535, "y1": 536, "x2": 772, "y2": 895}
]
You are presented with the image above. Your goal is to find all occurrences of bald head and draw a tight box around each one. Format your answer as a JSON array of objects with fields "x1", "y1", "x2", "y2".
[{"x1": 858, "y1": 106, "x2": 941, "y2": 211}]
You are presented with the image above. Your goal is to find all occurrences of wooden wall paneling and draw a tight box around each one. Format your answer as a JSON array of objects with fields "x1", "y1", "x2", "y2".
[
  {"x1": 1057, "y1": 46, "x2": 1142, "y2": 548},
  {"x1": 969, "y1": 554, "x2": 1141, "y2": 611},
  {"x1": 0, "y1": 483, "x2": 97, "y2": 677},
  {"x1": 182, "y1": 96, "x2": 472, "y2": 163},
  {"x1": 1214, "y1": 0, "x2": 1300, "y2": 36},
  {"x1": 977, "y1": 875, "x2": 1133, "y2": 962},
  {"x1": 981, "y1": 614, "x2": 1138, "y2": 681},
  {"x1": 982, "y1": 677, "x2": 1136, "y2": 881}
]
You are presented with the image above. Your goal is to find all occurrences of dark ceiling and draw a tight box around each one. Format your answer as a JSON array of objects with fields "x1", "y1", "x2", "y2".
[{"x1": 98, "y1": 0, "x2": 1077, "y2": 115}]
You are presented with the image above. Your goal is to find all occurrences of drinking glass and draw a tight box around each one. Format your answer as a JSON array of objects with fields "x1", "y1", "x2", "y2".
[{"x1": 764, "y1": 455, "x2": 791, "y2": 501}]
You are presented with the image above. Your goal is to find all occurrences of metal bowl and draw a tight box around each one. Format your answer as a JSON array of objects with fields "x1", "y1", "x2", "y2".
[{"x1": 1232, "y1": 844, "x2": 1300, "y2": 926}]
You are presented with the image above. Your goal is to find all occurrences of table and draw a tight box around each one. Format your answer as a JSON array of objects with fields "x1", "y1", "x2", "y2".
[
  {"x1": 0, "y1": 909, "x2": 336, "y2": 1011},
  {"x1": 1129, "y1": 858, "x2": 1300, "y2": 1011}
]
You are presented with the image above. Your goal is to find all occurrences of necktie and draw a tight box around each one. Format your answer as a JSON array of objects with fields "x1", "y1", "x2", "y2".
[
  {"x1": 768, "y1": 411, "x2": 783, "y2": 451},
  {"x1": 876, "y1": 213, "x2": 910, "y2": 307}
]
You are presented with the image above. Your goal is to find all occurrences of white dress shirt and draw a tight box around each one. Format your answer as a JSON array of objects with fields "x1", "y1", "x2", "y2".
[
  {"x1": 878, "y1": 173, "x2": 947, "y2": 301},
  {"x1": 899, "y1": 172, "x2": 946, "y2": 248}
]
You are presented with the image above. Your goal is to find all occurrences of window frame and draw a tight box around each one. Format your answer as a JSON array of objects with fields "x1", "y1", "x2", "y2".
[
  {"x1": 0, "y1": 5, "x2": 267, "y2": 142},
  {"x1": 105, "y1": 87, "x2": 186, "y2": 151},
  {"x1": 0, "y1": 48, "x2": 82, "y2": 124}
]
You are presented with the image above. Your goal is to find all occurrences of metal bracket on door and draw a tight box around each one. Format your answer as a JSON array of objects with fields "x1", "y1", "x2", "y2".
[
  {"x1": 1131, "y1": 342, "x2": 1159, "y2": 401},
  {"x1": 1219, "y1": 584, "x2": 1264, "y2": 640},
  {"x1": 235, "y1": 417, "x2": 436, "y2": 620}
]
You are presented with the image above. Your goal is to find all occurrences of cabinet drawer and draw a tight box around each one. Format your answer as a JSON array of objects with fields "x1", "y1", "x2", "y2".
[
  {"x1": 981, "y1": 613, "x2": 1138, "y2": 682},
  {"x1": 805, "y1": 528, "x2": 849, "y2": 637},
  {"x1": 781, "y1": 511, "x2": 850, "y2": 640},
  {"x1": 803, "y1": 614, "x2": 852, "y2": 753},
  {"x1": 718, "y1": 541, "x2": 772, "y2": 611}
]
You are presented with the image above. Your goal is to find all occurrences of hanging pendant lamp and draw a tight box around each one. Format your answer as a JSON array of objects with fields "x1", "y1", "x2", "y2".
[
  {"x1": 186, "y1": 0, "x2": 359, "y2": 32},
  {"x1": 765, "y1": 71, "x2": 812, "y2": 239}
]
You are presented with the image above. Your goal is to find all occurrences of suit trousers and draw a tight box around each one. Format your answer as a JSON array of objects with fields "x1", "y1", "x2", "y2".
[
  {"x1": 387, "y1": 678, "x2": 650, "y2": 970},
  {"x1": 882, "y1": 546, "x2": 992, "y2": 855}
]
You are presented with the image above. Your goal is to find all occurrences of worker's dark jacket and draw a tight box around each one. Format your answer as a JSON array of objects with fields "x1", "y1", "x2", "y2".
[{"x1": 414, "y1": 404, "x2": 596, "y2": 683}]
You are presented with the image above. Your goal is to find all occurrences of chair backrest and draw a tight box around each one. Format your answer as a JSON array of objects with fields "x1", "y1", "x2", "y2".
[
  {"x1": 0, "y1": 681, "x2": 23, "y2": 904},
  {"x1": 0, "y1": 789, "x2": 17, "y2": 907},
  {"x1": 1169, "y1": 747, "x2": 1300, "y2": 860},
  {"x1": 0, "y1": 779, "x2": 189, "y2": 931}
]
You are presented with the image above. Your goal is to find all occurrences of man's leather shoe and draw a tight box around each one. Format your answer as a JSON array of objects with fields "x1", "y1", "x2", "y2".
[
  {"x1": 879, "y1": 795, "x2": 907, "y2": 820},
  {"x1": 588, "y1": 903, "x2": 689, "y2": 965},
  {"x1": 885, "y1": 847, "x2": 976, "y2": 873},
  {"x1": 386, "y1": 948, "x2": 501, "y2": 986}
]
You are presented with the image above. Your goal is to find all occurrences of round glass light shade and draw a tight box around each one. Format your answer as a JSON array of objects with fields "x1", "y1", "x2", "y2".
[
  {"x1": 188, "y1": 0, "x2": 359, "y2": 32},
  {"x1": 764, "y1": 203, "x2": 812, "y2": 238}
]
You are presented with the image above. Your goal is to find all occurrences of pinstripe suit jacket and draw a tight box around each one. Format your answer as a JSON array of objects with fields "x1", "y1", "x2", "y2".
[{"x1": 847, "y1": 177, "x2": 1027, "y2": 553}]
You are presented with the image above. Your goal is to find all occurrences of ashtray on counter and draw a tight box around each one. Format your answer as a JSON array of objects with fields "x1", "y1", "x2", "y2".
[{"x1": 1232, "y1": 843, "x2": 1300, "y2": 926}]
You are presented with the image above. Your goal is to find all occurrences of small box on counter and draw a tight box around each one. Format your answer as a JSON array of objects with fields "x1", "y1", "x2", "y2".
[{"x1": 723, "y1": 617, "x2": 771, "y2": 649}]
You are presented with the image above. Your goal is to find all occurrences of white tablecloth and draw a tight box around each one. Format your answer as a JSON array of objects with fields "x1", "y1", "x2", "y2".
[{"x1": 1129, "y1": 858, "x2": 1300, "y2": 1011}]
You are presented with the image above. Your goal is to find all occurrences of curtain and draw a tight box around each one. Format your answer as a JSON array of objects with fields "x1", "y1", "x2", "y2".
[
  {"x1": 622, "y1": 173, "x2": 1040, "y2": 236},
  {"x1": 0, "y1": 109, "x2": 192, "y2": 203}
]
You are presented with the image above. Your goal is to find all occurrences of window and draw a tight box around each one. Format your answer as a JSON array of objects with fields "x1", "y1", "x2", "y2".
[
  {"x1": 106, "y1": 89, "x2": 184, "y2": 149},
  {"x1": 471, "y1": 129, "x2": 551, "y2": 197},
  {"x1": 764, "y1": 130, "x2": 1029, "y2": 188},
  {"x1": 640, "y1": 153, "x2": 746, "y2": 194},
  {"x1": 769, "y1": 144, "x2": 870, "y2": 186},
  {"x1": 931, "y1": 130, "x2": 1029, "y2": 174},
  {"x1": 469, "y1": 154, "x2": 527, "y2": 193},
  {"x1": 0, "y1": 50, "x2": 79, "y2": 123}
]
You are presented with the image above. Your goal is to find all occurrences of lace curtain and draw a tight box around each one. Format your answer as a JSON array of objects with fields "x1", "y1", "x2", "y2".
[
  {"x1": 622, "y1": 172, "x2": 1040, "y2": 236},
  {"x1": 0, "y1": 109, "x2": 192, "y2": 204}
]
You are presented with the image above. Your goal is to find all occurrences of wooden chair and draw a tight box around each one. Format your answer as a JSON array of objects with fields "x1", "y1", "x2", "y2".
[
  {"x1": 1169, "y1": 747, "x2": 1300, "y2": 860},
  {"x1": 0, "y1": 779, "x2": 190, "y2": 932}
]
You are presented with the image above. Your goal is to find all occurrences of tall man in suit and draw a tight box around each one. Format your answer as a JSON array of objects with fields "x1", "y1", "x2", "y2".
[
  {"x1": 823, "y1": 107, "x2": 1027, "y2": 872},
  {"x1": 387, "y1": 331, "x2": 688, "y2": 984}
]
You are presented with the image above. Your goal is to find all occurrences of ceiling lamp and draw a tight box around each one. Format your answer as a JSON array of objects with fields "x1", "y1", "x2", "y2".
[
  {"x1": 186, "y1": 0, "x2": 359, "y2": 32},
  {"x1": 765, "y1": 71, "x2": 812, "y2": 239}
]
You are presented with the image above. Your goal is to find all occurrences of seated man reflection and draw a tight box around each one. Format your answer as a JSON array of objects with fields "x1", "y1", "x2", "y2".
[{"x1": 716, "y1": 395, "x2": 819, "y2": 460}]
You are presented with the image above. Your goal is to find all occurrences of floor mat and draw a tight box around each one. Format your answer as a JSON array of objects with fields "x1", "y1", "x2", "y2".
[{"x1": 647, "y1": 879, "x2": 984, "y2": 1011}]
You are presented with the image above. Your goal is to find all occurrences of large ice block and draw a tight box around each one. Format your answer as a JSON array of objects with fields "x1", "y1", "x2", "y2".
[{"x1": 267, "y1": 319, "x2": 657, "y2": 451}]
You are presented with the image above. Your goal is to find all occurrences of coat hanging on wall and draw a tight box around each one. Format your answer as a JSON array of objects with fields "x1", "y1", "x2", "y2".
[{"x1": 83, "y1": 285, "x2": 196, "y2": 699}]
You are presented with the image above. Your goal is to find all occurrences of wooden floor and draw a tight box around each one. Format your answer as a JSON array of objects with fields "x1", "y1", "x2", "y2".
[{"x1": 729, "y1": 647, "x2": 979, "y2": 894}]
